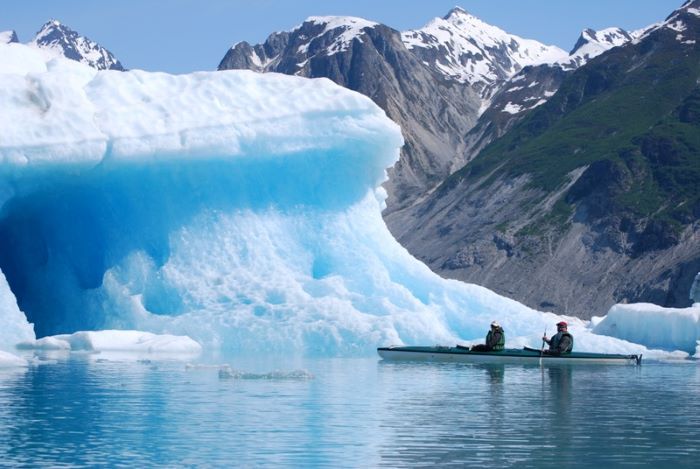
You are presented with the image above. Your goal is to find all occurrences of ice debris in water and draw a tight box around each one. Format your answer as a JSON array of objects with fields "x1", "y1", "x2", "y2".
[
  {"x1": 0, "y1": 350, "x2": 27, "y2": 368},
  {"x1": 16, "y1": 330, "x2": 202, "y2": 354},
  {"x1": 218, "y1": 365, "x2": 314, "y2": 380}
]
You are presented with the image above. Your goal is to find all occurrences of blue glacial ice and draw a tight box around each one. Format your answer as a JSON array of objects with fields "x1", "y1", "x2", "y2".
[{"x1": 0, "y1": 41, "x2": 697, "y2": 359}]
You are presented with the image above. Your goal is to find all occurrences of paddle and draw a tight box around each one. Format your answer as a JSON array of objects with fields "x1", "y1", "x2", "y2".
[{"x1": 539, "y1": 327, "x2": 547, "y2": 366}]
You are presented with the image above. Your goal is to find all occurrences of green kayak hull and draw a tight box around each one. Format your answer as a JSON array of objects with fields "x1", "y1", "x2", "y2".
[{"x1": 377, "y1": 346, "x2": 642, "y2": 365}]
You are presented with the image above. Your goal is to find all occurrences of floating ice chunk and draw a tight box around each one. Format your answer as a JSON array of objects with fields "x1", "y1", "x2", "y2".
[
  {"x1": 17, "y1": 330, "x2": 202, "y2": 354},
  {"x1": 0, "y1": 350, "x2": 28, "y2": 368},
  {"x1": 218, "y1": 364, "x2": 314, "y2": 380},
  {"x1": 16, "y1": 336, "x2": 71, "y2": 351},
  {"x1": 593, "y1": 303, "x2": 700, "y2": 353}
]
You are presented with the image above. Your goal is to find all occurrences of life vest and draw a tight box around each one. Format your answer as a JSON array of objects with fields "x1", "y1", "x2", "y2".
[
  {"x1": 486, "y1": 328, "x2": 505, "y2": 351},
  {"x1": 550, "y1": 331, "x2": 573, "y2": 353}
]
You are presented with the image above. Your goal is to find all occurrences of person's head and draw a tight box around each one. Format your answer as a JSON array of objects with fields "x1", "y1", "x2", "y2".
[
  {"x1": 491, "y1": 321, "x2": 500, "y2": 330},
  {"x1": 556, "y1": 321, "x2": 567, "y2": 331}
]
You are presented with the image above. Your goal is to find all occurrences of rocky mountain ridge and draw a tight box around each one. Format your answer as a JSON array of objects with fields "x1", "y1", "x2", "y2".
[
  {"x1": 30, "y1": 20, "x2": 124, "y2": 70},
  {"x1": 219, "y1": 10, "x2": 598, "y2": 211},
  {"x1": 401, "y1": 7, "x2": 567, "y2": 99}
]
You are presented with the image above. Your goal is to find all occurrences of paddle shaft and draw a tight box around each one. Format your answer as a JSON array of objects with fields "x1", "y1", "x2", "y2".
[{"x1": 539, "y1": 328, "x2": 546, "y2": 365}]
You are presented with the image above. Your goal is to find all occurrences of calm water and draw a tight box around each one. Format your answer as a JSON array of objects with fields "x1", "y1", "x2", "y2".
[{"x1": 1, "y1": 354, "x2": 699, "y2": 468}]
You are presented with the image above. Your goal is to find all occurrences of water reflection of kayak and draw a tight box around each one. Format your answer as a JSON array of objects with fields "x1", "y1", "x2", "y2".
[{"x1": 377, "y1": 345, "x2": 642, "y2": 365}]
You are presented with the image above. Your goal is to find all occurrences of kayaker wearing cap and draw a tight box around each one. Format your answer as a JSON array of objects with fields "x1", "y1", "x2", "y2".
[
  {"x1": 542, "y1": 321, "x2": 574, "y2": 354},
  {"x1": 471, "y1": 321, "x2": 505, "y2": 352}
]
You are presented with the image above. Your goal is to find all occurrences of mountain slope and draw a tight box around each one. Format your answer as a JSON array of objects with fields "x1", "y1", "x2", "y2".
[
  {"x1": 30, "y1": 20, "x2": 124, "y2": 70},
  {"x1": 394, "y1": 0, "x2": 700, "y2": 318},
  {"x1": 218, "y1": 11, "x2": 566, "y2": 211}
]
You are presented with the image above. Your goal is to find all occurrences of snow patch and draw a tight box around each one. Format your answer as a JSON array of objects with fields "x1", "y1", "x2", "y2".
[
  {"x1": 305, "y1": 16, "x2": 378, "y2": 56},
  {"x1": 502, "y1": 102, "x2": 523, "y2": 114}
]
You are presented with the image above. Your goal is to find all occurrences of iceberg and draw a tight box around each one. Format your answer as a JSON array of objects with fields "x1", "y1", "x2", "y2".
[
  {"x1": 0, "y1": 41, "x2": 693, "y2": 357},
  {"x1": 593, "y1": 303, "x2": 700, "y2": 354}
]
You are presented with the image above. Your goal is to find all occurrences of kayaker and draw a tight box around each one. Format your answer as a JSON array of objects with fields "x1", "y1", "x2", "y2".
[
  {"x1": 542, "y1": 321, "x2": 573, "y2": 354},
  {"x1": 471, "y1": 321, "x2": 505, "y2": 352}
]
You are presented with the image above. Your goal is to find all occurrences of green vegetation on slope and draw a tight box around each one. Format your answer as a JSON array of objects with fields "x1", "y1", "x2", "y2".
[{"x1": 450, "y1": 26, "x2": 700, "y2": 246}]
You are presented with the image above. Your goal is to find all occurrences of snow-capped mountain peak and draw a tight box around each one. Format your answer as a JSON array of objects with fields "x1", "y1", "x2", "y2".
[
  {"x1": 30, "y1": 19, "x2": 124, "y2": 70},
  {"x1": 401, "y1": 8, "x2": 567, "y2": 98},
  {"x1": 0, "y1": 30, "x2": 19, "y2": 44},
  {"x1": 632, "y1": 0, "x2": 700, "y2": 45},
  {"x1": 567, "y1": 27, "x2": 632, "y2": 66}
]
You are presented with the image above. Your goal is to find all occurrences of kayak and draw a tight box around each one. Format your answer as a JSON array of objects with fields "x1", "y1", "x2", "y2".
[{"x1": 377, "y1": 345, "x2": 642, "y2": 365}]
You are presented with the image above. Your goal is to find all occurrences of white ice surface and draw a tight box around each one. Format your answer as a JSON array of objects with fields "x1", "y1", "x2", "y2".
[
  {"x1": 17, "y1": 330, "x2": 202, "y2": 354},
  {"x1": 0, "y1": 350, "x2": 28, "y2": 368},
  {"x1": 593, "y1": 303, "x2": 700, "y2": 355}
]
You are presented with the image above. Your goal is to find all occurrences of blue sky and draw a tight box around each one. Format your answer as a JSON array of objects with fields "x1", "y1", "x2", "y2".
[{"x1": 2, "y1": 0, "x2": 683, "y2": 74}]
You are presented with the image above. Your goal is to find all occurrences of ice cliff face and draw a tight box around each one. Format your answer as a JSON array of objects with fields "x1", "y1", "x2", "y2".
[{"x1": 30, "y1": 20, "x2": 124, "y2": 70}]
